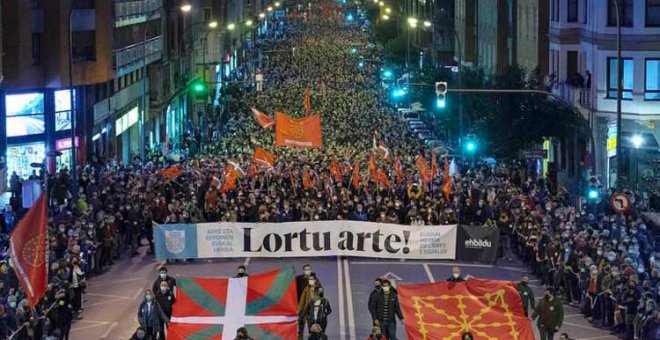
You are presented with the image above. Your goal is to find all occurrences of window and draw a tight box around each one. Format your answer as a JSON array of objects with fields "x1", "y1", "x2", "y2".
[
  {"x1": 32, "y1": 33, "x2": 42, "y2": 64},
  {"x1": 552, "y1": 0, "x2": 560, "y2": 22},
  {"x1": 608, "y1": 0, "x2": 633, "y2": 27},
  {"x1": 55, "y1": 89, "x2": 75, "y2": 131},
  {"x1": 645, "y1": 59, "x2": 660, "y2": 100},
  {"x1": 648, "y1": 0, "x2": 660, "y2": 26},
  {"x1": 607, "y1": 57, "x2": 633, "y2": 100},
  {"x1": 72, "y1": 31, "x2": 96, "y2": 62},
  {"x1": 568, "y1": 0, "x2": 578, "y2": 22}
]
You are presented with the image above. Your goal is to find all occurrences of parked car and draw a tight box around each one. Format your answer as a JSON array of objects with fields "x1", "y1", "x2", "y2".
[
  {"x1": 402, "y1": 112, "x2": 420, "y2": 122},
  {"x1": 408, "y1": 121, "x2": 426, "y2": 128},
  {"x1": 417, "y1": 132, "x2": 434, "y2": 140}
]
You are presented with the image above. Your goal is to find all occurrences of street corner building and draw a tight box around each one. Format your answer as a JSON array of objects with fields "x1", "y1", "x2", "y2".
[
  {"x1": 398, "y1": 278, "x2": 535, "y2": 340},
  {"x1": 168, "y1": 267, "x2": 299, "y2": 340}
]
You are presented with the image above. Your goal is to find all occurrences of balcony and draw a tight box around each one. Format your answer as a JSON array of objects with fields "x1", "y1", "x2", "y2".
[
  {"x1": 114, "y1": 36, "x2": 163, "y2": 77},
  {"x1": 114, "y1": 0, "x2": 162, "y2": 27},
  {"x1": 552, "y1": 82, "x2": 594, "y2": 119}
]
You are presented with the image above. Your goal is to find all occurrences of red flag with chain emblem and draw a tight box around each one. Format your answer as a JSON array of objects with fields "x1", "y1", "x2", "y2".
[
  {"x1": 9, "y1": 193, "x2": 48, "y2": 307},
  {"x1": 398, "y1": 278, "x2": 534, "y2": 340},
  {"x1": 330, "y1": 158, "x2": 343, "y2": 183}
]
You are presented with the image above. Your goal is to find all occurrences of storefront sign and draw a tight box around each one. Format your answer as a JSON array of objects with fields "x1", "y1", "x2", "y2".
[
  {"x1": 154, "y1": 221, "x2": 458, "y2": 260},
  {"x1": 607, "y1": 137, "x2": 617, "y2": 151},
  {"x1": 55, "y1": 137, "x2": 79, "y2": 151},
  {"x1": 455, "y1": 225, "x2": 500, "y2": 264}
]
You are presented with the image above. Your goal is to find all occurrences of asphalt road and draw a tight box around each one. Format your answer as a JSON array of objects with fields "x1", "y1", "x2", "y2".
[{"x1": 71, "y1": 246, "x2": 618, "y2": 340}]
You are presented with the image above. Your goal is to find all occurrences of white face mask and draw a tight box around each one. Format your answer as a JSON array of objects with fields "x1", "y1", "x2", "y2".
[
  {"x1": 308, "y1": 280, "x2": 316, "y2": 286},
  {"x1": 160, "y1": 273, "x2": 167, "y2": 279},
  {"x1": 453, "y1": 273, "x2": 460, "y2": 278},
  {"x1": 8, "y1": 302, "x2": 16, "y2": 308},
  {"x1": 304, "y1": 269, "x2": 312, "y2": 276},
  {"x1": 382, "y1": 286, "x2": 390, "y2": 293},
  {"x1": 160, "y1": 287, "x2": 168, "y2": 293}
]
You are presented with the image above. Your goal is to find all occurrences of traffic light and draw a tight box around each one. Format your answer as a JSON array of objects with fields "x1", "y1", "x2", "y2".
[
  {"x1": 435, "y1": 81, "x2": 447, "y2": 108},
  {"x1": 382, "y1": 69, "x2": 393, "y2": 79},
  {"x1": 464, "y1": 135, "x2": 477, "y2": 153},
  {"x1": 358, "y1": 56, "x2": 365, "y2": 68},
  {"x1": 351, "y1": 46, "x2": 358, "y2": 54},
  {"x1": 587, "y1": 176, "x2": 600, "y2": 201}
]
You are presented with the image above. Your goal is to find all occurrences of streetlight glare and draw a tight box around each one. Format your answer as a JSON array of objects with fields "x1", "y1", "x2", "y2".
[
  {"x1": 227, "y1": 23, "x2": 236, "y2": 30},
  {"x1": 208, "y1": 21, "x2": 218, "y2": 28},
  {"x1": 275, "y1": 1, "x2": 281, "y2": 7},
  {"x1": 259, "y1": 12, "x2": 266, "y2": 19},
  {"x1": 180, "y1": 4, "x2": 192, "y2": 12},
  {"x1": 378, "y1": 2, "x2": 384, "y2": 7},
  {"x1": 246, "y1": 20, "x2": 253, "y2": 27},
  {"x1": 385, "y1": 8, "x2": 392, "y2": 14},
  {"x1": 267, "y1": 6, "x2": 273, "y2": 11},
  {"x1": 408, "y1": 17, "x2": 418, "y2": 27},
  {"x1": 632, "y1": 134, "x2": 644, "y2": 148},
  {"x1": 382, "y1": 14, "x2": 390, "y2": 20},
  {"x1": 423, "y1": 21, "x2": 432, "y2": 27}
]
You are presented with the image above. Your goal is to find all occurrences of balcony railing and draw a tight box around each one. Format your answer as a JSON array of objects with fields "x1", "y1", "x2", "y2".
[
  {"x1": 553, "y1": 82, "x2": 594, "y2": 113},
  {"x1": 115, "y1": 0, "x2": 162, "y2": 27},
  {"x1": 114, "y1": 36, "x2": 163, "y2": 77}
]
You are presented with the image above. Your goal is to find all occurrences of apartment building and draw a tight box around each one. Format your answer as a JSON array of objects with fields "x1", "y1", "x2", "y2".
[
  {"x1": 516, "y1": 0, "x2": 549, "y2": 76},
  {"x1": 550, "y1": 0, "x2": 660, "y2": 189}
]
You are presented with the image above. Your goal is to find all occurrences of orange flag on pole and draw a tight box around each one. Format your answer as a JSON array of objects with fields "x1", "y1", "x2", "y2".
[
  {"x1": 351, "y1": 160, "x2": 361, "y2": 190},
  {"x1": 304, "y1": 87, "x2": 311, "y2": 115},
  {"x1": 9, "y1": 193, "x2": 48, "y2": 307},
  {"x1": 442, "y1": 157, "x2": 452, "y2": 199},
  {"x1": 394, "y1": 155, "x2": 404, "y2": 184},
  {"x1": 368, "y1": 151, "x2": 377, "y2": 176},
  {"x1": 251, "y1": 107, "x2": 274, "y2": 129},
  {"x1": 220, "y1": 166, "x2": 239, "y2": 193},
  {"x1": 373, "y1": 168, "x2": 392, "y2": 188},
  {"x1": 416, "y1": 156, "x2": 432, "y2": 184},
  {"x1": 330, "y1": 158, "x2": 343, "y2": 183},
  {"x1": 302, "y1": 168, "x2": 313, "y2": 190},
  {"x1": 431, "y1": 154, "x2": 439, "y2": 178},
  {"x1": 159, "y1": 165, "x2": 183, "y2": 180},
  {"x1": 253, "y1": 148, "x2": 276, "y2": 168},
  {"x1": 275, "y1": 111, "x2": 323, "y2": 148}
]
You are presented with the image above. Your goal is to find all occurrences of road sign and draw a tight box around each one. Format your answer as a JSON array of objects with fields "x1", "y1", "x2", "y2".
[
  {"x1": 610, "y1": 192, "x2": 631, "y2": 213},
  {"x1": 382, "y1": 272, "x2": 403, "y2": 287}
]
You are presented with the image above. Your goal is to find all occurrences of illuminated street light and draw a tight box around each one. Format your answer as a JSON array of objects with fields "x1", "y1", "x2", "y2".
[
  {"x1": 267, "y1": 6, "x2": 274, "y2": 11},
  {"x1": 385, "y1": 7, "x2": 392, "y2": 13},
  {"x1": 245, "y1": 20, "x2": 253, "y2": 27},
  {"x1": 227, "y1": 23, "x2": 236, "y2": 30},
  {"x1": 407, "y1": 17, "x2": 418, "y2": 28},
  {"x1": 379, "y1": 1, "x2": 384, "y2": 7},
  {"x1": 259, "y1": 12, "x2": 266, "y2": 19},
  {"x1": 180, "y1": 4, "x2": 192, "y2": 12},
  {"x1": 275, "y1": 1, "x2": 281, "y2": 7},
  {"x1": 382, "y1": 14, "x2": 390, "y2": 20},
  {"x1": 423, "y1": 20, "x2": 432, "y2": 27},
  {"x1": 632, "y1": 134, "x2": 644, "y2": 149},
  {"x1": 208, "y1": 21, "x2": 218, "y2": 28}
]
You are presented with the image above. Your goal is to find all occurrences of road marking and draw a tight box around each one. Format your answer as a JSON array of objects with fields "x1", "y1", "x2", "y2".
[
  {"x1": 101, "y1": 322, "x2": 118, "y2": 339},
  {"x1": 564, "y1": 313, "x2": 584, "y2": 318},
  {"x1": 423, "y1": 264, "x2": 436, "y2": 282},
  {"x1": 343, "y1": 258, "x2": 356, "y2": 340},
  {"x1": 85, "y1": 297, "x2": 130, "y2": 308},
  {"x1": 577, "y1": 335, "x2": 617, "y2": 340},
  {"x1": 563, "y1": 321, "x2": 604, "y2": 331},
  {"x1": 156, "y1": 260, "x2": 166, "y2": 268},
  {"x1": 337, "y1": 258, "x2": 346, "y2": 340},
  {"x1": 244, "y1": 257, "x2": 251, "y2": 267},
  {"x1": 90, "y1": 278, "x2": 147, "y2": 287},
  {"x1": 133, "y1": 287, "x2": 145, "y2": 300},
  {"x1": 351, "y1": 261, "x2": 527, "y2": 272},
  {"x1": 85, "y1": 293, "x2": 131, "y2": 299},
  {"x1": 70, "y1": 321, "x2": 111, "y2": 332}
]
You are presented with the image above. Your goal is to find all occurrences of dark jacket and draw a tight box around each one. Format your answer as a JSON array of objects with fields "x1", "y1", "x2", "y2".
[
  {"x1": 446, "y1": 275, "x2": 465, "y2": 282},
  {"x1": 516, "y1": 282, "x2": 535, "y2": 315},
  {"x1": 296, "y1": 273, "x2": 317, "y2": 301},
  {"x1": 155, "y1": 289, "x2": 176, "y2": 318},
  {"x1": 304, "y1": 297, "x2": 332, "y2": 325},
  {"x1": 371, "y1": 292, "x2": 403, "y2": 322},
  {"x1": 368, "y1": 288, "x2": 381, "y2": 316},
  {"x1": 152, "y1": 275, "x2": 177, "y2": 293},
  {"x1": 137, "y1": 300, "x2": 168, "y2": 332},
  {"x1": 532, "y1": 297, "x2": 564, "y2": 328},
  {"x1": 308, "y1": 333, "x2": 329, "y2": 340}
]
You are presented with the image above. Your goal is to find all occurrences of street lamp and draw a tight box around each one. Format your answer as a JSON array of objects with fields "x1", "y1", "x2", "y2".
[
  {"x1": 378, "y1": 2, "x2": 384, "y2": 7},
  {"x1": 267, "y1": 6, "x2": 274, "y2": 12},
  {"x1": 245, "y1": 19, "x2": 254, "y2": 27},
  {"x1": 631, "y1": 134, "x2": 643, "y2": 149},
  {"x1": 385, "y1": 7, "x2": 392, "y2": 13},
  {"x1": 259, "y1": 12, "x2": 266, "y2": 19},
  {"x1": 423, "y1": 20, "x2": 432, "y2": 27},
  {"x1": 208, "y1": 21, "x2": 218, "y2": 29},
  {"x1": 612, "y1": 0, "x2": 624, "y2": 188},
  {"x1": 275, "y1": 1, "x2": 281, "y2": 7},
  {"x1": 382, "y1": 14, "x2": 390, "y2": 20},
  {"x1": 227, "y1": 23, "x2": 236, "y2": 30},
  {"x1": 407, "y1": 17, "x2": 418, "y2": 27},
  {"x1": 180, "y1": 3, "x2": 192, "y2": 12}
]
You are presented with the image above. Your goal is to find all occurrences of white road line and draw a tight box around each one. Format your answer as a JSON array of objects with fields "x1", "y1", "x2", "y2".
[
  {"x1": 337, "y1": 258, "x2": 346, "y2": 340},
  {"x1": 133, "y1": 287, "x2": 145, "y2": 300},
  {"x1": 343, "y1": 258, "x2": 357, "y2": 340},
  {"x1": 244, "y1": 257, "x2": 251, "y2": 267},
  {"x1": 351, "y1": 261, "x2": 526, "y2": 272},
  {"x1": 101, "y1": 322, "x2": 118, "y2": 339},
  {"x1": 563, "y1": 321, "x2": 604, "y2": 331},
  {"x1": 423, "y1": 263, "x2": 436, "y2": 282},
  {"x1": 90, "y1": 278, "x2": 147, "y2": 287},
  {"x1": 564, "y1": 313, "x2": 584, "y2": 318},
  {"x1": 84, "y1": 293, "x2": 130, "y2": 299},
  {"x1": 577, "y1": 335, "x2": 618, "y2": 340}
]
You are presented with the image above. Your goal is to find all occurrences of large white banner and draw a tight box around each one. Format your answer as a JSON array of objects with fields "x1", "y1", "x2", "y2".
[{"x1": 154, "y1": 221, "x2": 457, "y2": 260}]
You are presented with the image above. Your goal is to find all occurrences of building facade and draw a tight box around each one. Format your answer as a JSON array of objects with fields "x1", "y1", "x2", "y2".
[
  {"x1": 550, "y1": 0, "x2": 660, "y2": 190},
  {"x1": 516, "y1": 0, "x2": 549, "y2": 75}
]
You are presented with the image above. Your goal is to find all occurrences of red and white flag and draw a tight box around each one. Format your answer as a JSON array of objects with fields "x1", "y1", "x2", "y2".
[{"x1": 10, "y1": 193, "x2": 48, "y2": 307}]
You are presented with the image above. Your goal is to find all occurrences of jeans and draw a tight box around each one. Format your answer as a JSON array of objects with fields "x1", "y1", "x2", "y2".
[
  {"x1": 538, "y1": 324, "x2": 556, "y2": 340},
  {"x1": 380, "y1": 320, "x2": 397, "y2": 340}
]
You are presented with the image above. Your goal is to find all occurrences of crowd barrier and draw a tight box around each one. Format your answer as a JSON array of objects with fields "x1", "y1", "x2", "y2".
[{"x1": 154, "y1": 221, "x2": 501, "y2": 262}]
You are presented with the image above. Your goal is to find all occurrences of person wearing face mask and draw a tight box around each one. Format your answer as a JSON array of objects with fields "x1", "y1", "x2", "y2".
[
  {"x1": 583, "y1": 266, "x2": 600, "y2": 321},
  {"x1": 302, "y1": 285, "x2": 331, "y2": 334},
  {"x1": 235, "y1": 265, "x2": 249, "y2": 278},
  {"x1": 154, "y1": 282, "x2": 176, "y2": 340},
  {"x1": 532, "y1": 288, "x2": 564, "y2": 340},
  {"x1": 622, "y1": 279, "x2": 641, "y2": 339},
  {"x1": 516, "y1": 274, "x2": 535, "y2": 317},
  {"x1": 137, "y1": 290, "x2": 168, "y2": 340},
  {"x1": 371, "y1": 280, "x2": 403, "y2": 340},
  {"x1": 640, "y1": 300, "x2": 659, "y2": 340},
  {"x1": 152, "y1": 267, "x2": 177, "y2": 296},
  {"x1": 368, "y1": 278, "x2": 382, "y2": 319},
  {"x1": 447, "y1": 266, "x2": 465, "y2": 282},
  {"x1": 46, "y1": 297, "x2": 73, "y2": 340},
  {"x1": 296, "y1": 264, "x2": 317, "y2": 301},
  {"x1": 298, "y1": 274, "x2": 319, "y2": 340},
  {"x1": 130, "y1": 327, "x2": 147, "y2": 340}
]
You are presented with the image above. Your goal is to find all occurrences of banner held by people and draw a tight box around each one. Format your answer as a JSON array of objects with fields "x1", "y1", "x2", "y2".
[
  {"x1": 154, "y1": 221, "x2": 457, "y2": 260},
  {"x1": 398, "y1": 278, "x2": 534, "y2": 340},
  {"x1": 274, "y1": 111, "x2": 323, "y2": 148},
  {"x1": 455, "y1": 225, "x2": 501, "y2": 263}
]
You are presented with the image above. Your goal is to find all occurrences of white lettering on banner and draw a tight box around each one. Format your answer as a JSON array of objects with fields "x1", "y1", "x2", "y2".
[
  {"x1": 464, "y1": 239, "x2": 493, "y2": 249},
  {"x1": 160, "y1": 221, "x2": 457, "y2": 260}
]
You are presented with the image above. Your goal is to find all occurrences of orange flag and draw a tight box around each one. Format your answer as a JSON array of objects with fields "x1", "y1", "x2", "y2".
[
  {"x1": 416, "y1": 156, "x2": 432, "y2": 184},
  {"x1": 376, "y1": 142, "x2": 391, "y2": 162},
  {"x1": 330, "y1": 158, "x2": 343, "y2": 183},
  {"x1": 249, "y1": 164, "x2": 258, "y2": 179},
  {"x1": 394, "y1": 155, "x2": 404, "y2": 184},
  {"x1": 251, "y1": 107, "x2": 274, "y2": 129},
  {"x1": 275, "y1": 111, "x2": 323, "y2": 148},
  {"x1": 159, "y1": 165, "x2": 183, "y2": 180},
  {"x1": 303, "y1": 168, "x2": 313, "y2": 190},
  {"x1": 442, "y1": 157, "x2": 452, "y2": 199},
  {"x1": 351, "y1": 160, "x2": 361, "y2": 190},
  {"x1": 373, "y1": 168, "x2": 392, "y2": 188},
  {"x1": 220, "y1": 166, "x2": 238, "y2": 193},
  {"x1": 304, "y1": 87, "x2": 311, "y2": 114},
  {"x1": 253, "y1": 148, "x2": 276, "y2": 168},
  {"x1": 10, "y1": 193, "x2": 48, "y2": 307},
  {"x1": 368, "y1": 151, "x2": 377, "y2": 176},
  {"x1": 431, "y1": 154, "x2": 439, "y2": 178}
]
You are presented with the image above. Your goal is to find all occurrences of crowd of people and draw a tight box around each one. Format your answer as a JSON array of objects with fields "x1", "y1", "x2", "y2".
[{"x1": 0, "y1": 1, "x2": 657, "y2": 339}]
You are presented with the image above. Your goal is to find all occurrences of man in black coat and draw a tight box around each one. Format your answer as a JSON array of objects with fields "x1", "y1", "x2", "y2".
[
  {"x1": 154, "y1": 281, "x2": 176, "y2": 340},
  {"x1": 296, "y1": 264, "x2": 316, "y2": 301},
  {"x1": 371, "y1": 280, "x2": 404, "y2": 340},
  {"x1": 368, "y1": 278, "x2": 382, "y2": 317},
  {"x1": 152, "y1": 267, "x2": 177, "y2": 294}
]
